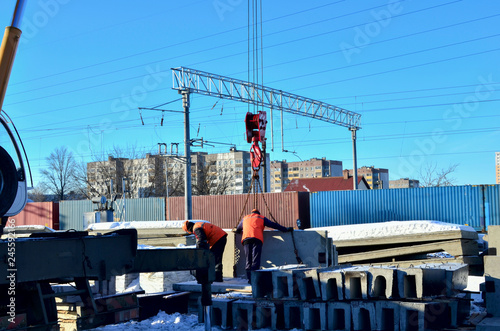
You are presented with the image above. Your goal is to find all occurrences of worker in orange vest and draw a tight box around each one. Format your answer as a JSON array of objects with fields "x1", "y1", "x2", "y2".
[
  {"x1": 183, "y1": 221, "x2": 228, "y2": 282},
  {"x1": 235, "y1": 209, "x2": 293, "y2": 282}
]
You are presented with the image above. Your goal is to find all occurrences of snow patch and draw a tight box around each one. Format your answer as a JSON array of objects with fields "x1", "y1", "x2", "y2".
[{"x1": 310, "y1": 220, "x2": 476, "y2": 241}]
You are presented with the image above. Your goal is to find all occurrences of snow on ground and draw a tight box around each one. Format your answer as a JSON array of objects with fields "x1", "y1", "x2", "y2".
[
  {"x1": 311, "y1": 220, "x2": 476, "y2": 241},
  {"x1": 87, "y1": 220, "x2": 209, "y2": 231}
]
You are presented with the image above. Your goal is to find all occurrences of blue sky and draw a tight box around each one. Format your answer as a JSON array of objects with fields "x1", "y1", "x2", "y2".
[{"x1": 1, "y1": 0, "x2": 499, "y2": 187}]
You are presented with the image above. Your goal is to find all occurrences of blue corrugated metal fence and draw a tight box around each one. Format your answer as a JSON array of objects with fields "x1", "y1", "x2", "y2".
[{"x1": 310, "y1": 185, "x2": 500, "y2": 230}]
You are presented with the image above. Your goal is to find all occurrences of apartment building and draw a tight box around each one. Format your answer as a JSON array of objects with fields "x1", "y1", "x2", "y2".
[
  {"x1": 270, "y1": 158, "x2": 343, "y2": 193},
  {"x1": 389, "y1": 178, "x2": 420, "y2": 189},
  {"x1": 347, "y1": 166, "x2": 389, "y2": 189}
]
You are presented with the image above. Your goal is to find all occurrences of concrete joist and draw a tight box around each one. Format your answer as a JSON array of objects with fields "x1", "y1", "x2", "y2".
[
  {"x1": 211, "y1": 298, "x2": 235, "y2": 329},
  {"x1": 344, "y1": 267, "x2": 370, "y2": 300},
  {"x1": 303, "y1": 302, "x2": 327, "y2": 331},
  {"x1": 283, "y1": 301, "x2": 304, "y2": 330},
  {"x1": 318, "y1": 269, "x2": 344, "y2": 301},
  {"x1": 351, "y1": 301, "x2": 376, "y2": 331},
  {"x1": 398, "y1": 301, "x2": 450, "y2": 331},
  {"x1": 272, "y1": 266, "x2": 312, "y2": 299},
  {"x1": 375, "y1": 300, "x2": 400, "y2": 331},
  {"x1": 417, "y1": 263, "x2": 469, "y2": 296},
  {"x1": 232, "y1": 300, "x2": 256, "y2": 330},
  {"x1": 327, "y1": 302, "x2": 351, "y2": 331},
  {"x1": 368, "y1": 266, "x2": 398, "y2": 299},
  {"x1": 296, "y1": 268, "x2": 322, "y2": 301},
  {"x1": 397, "y1": 267, "x2": 447, "y2": 299}
]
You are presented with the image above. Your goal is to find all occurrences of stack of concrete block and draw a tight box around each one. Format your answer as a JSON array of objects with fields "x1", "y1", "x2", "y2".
[
  {"x1": 207, "y1": 263, "x2": 471, "y2": 330},
  {"x1": 477, "y1": 226, "x2": 500, "y2": 330}
]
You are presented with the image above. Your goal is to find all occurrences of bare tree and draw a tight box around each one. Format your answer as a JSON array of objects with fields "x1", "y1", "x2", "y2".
[
  {"x1": 193, "y1": 160, "x2": 234, "y2": 195},
  {"x1": 28, "y1": 184, "x2": 48, "y2": 202},
  {"x1": 40, "y1": 146, "x2": 78, "y2": 201},
  {"x1": 418, "y1": 162, "x2": 458, "y2": 187}
]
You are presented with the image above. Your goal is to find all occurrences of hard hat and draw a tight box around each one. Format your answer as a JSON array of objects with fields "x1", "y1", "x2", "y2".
[
  {"x1": 182, "y1": 220, "x2": 190, "y2": 233},
  {"x1": 251, "y1": 209, "x2": 260, "y2": 214}
]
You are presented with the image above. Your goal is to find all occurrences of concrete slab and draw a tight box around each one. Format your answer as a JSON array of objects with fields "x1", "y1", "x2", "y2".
[
  {"x1": 283, "y1": 301, "x2": 304, "y2": 330},
  {"x1": 318, "y1": 268, "x2": 344, "y2": 301},
  {"x1": 375, "y1": 300, "x2": 400, "y2": 331},
  {"x1": 344, "y1": 266, "x2": 370, "y2": 300},
  {"x1": 398, "y1": 301, "x2": 450, "y2": 331},
  {"x1": 483, "y1": 276, "x2": 500, "y2": 317},
  {"x1": 227, "y1": 230, "x2": 335, "y2": 278},
  {"x1": 351, "y1": 301, "x2": 376, "y2": 331},
  {"x1": 327, "y1": 302, "x2": 351, "y2": 331},
  {"x1": 397, "y1": 267, "x2": 447, "y2": 299},
  {"x1": 477, "y1": 316, "x2": 500, "y2": 331},
  {"x1": 172, "y1": 277, "x2": 251, "y2": 293},
  {"x1": 486, "y1": 226, "x2": 500, "y2": 255},
  {"x1": 368, "y1": 266, "x2": 398, "y2": 299},
  {"x1": 303, "y1": 302, "x2": 327, "y2": 331},
  {"x1": 484, "y1": 255, "x2": 500, "y2": 277}
]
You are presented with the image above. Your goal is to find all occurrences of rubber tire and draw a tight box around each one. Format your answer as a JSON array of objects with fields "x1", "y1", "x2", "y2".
[{"x1": 0, "y1": 146, "x2": 18, "y2": 217}]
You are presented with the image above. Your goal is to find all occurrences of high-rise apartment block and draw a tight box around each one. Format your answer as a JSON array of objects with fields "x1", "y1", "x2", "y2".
[{"x1": 270, "y1": 158, "x2": 343, "y2": 193}]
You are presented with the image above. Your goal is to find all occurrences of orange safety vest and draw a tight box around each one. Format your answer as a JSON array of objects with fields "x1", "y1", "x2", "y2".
[
  {"x1": 193, "y1": 222, "x2": 227, "y2": 248},
  {"x1": 241, "y1": 213, "x2": 265, "y2": 243}
]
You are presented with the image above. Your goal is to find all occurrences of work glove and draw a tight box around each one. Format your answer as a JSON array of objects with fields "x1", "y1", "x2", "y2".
[
  {"x1": 197, "y1": 241, "x2": 209, "y2": 250},
  {"x1": 286, "y1": 227, "x2": 294, "y2": 232}
]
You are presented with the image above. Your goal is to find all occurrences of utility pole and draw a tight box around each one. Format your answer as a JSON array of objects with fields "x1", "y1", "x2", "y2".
[
  {"x1": 350, "y1": 127, "x2": 358, "y2": 190},
  {"x1": 158, "y1": 143, "x2": 171, "y2": 220},
  {"x1": 180, "y1": 89, "x2": 192, "y2": 220}
]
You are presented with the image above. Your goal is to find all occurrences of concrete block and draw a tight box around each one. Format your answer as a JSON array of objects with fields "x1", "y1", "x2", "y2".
[
  {"x1": 351, "y1": 301, "x2": 376, "y2": 331},
  {"x1": 232, "y1": 300, "x2": 256, "y2": 330},
  {"x1": 296, "y1": 268, "x2": 322, "y2": 301},
  {"x1": 113, "y1": 273, "x2": 139, "y2": 293},
  {"x1": 255, "y1": 301, "x2": 280, "y2": 330},
  {"x1": 272, "y1": 265, "x2": 312, "y2": 299},
  {"x1": 327, "y1": 302, "x2": 351, "y2": 331},
  {"x1": 375, "y1": 301, "x2": 400, "y2": 331},
  {"x1": 283, "y1": 301, "x2": 304, "y2": 330},
  {"x1": 486, "y1": 226, "x2": 500, "y2": 255},
  {"x1": 344, "y1": 267, "x2": 370, "y2": 300},
  {"x1": 477, "y1": 316, "x2": 500, "y2": 331},
  {"x1": 399, "y1": 301, "x2": 450, "y2": 331},
  {"x1": 139, "y1": 270, "x2": 194, "y2": 293},
  {"x1": 484, "y1": 255, "x2": 500, "y2": 278},
  {"x1": 318, "y1": 268, "x2": 344, "y2": 301},
  {"x1": 483, "y1": 275, "x2": 500, "y2": 317},
  {"x1": 211, "y1": 298, "x2": 235, "y2": 329},
  {"x1": 417, "y1": 263, "x2": 469, "y2": 296},
  {"x1": 251, "y1": 269, "x2": 273, "y2": 299},
  {"x1": 368, "y1": 266, "x2": 398, "y2": 299},
  {"x1": 303, "y1": 302, "x2": 327, "y2": 331},
  {"x1": 397, "y1": 267, "x2": 447, "y2": 299}
]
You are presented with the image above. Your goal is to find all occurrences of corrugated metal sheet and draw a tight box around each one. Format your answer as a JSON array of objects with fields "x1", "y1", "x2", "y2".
[
  {"x1": 483, "y1": 185, "x2": 500, "y2": 228},
  {"x1": 166, "y1": 192, "x2": 310, "y2": 229},
  {"x1": 118, "y1": 198, "x2": 165, "y2": 222},
  {"x1": 59, "y1": 200, "x2": 93, "y2": 230},
  {"x1": 310, "y1": 185, "x2": 500, "y2": 230},
  {"x1": 9, "y1": 202, "x2": 59, "y2": 229}
]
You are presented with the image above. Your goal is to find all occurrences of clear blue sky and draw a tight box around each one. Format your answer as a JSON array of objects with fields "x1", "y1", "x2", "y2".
[{"x1": 1, "y1": 0, "x2": 499, "y2": 187}]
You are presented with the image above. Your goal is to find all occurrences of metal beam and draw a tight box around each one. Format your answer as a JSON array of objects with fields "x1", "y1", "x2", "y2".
[{"x1": 172, "y1": 67, "x2": 361, "y2": 130}]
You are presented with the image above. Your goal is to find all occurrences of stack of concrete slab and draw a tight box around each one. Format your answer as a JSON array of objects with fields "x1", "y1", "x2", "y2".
[
  {"x1": 332, "y1": 226, "x2": 479, "y2": 265},
  {"x1": 206, "y1": 263, "x2": 471, "y2": 330},
  {"x1": 477, "y1": 226, "x2": 500, "y2": 330}
]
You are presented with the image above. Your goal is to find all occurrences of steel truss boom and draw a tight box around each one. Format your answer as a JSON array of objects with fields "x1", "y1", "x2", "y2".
[{"x1": 171, "y1": 67, "x2": 361, "y2": 129}]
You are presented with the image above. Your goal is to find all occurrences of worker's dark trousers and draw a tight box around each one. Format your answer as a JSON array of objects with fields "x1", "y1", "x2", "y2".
[
  {"x1": 211, "y1": 235, "x2": 227, "y2": 282},
  {"x1": 243, "y1": 238, "x2": 263, "y2": 280}
]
